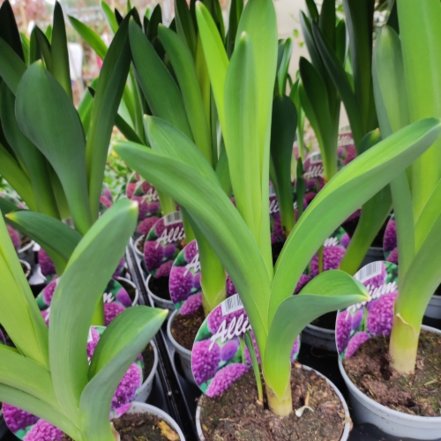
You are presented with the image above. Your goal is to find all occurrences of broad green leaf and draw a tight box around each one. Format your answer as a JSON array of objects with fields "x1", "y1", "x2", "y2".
[
  {"x1": 34, "y1": 27, "x2": 53, "y2": 71},
  {"x1": 223, "y1": 34, "x2": 262, "y2": 250},
  {"x1": 319, "y1": 0, "x2": 336, "y2": 51},
  {"x1": 0, "y1": 214, "x2": 48, "y2": 364},
  {"x1": 0, "y1": 384, "x2": 80, "y2": 439},
  {"x1": 276, "y1": 39, "x2": 292, "y2": 97},
  {"x1": 158, "y1": 25, "x2": 212, "y2": 162},
  {"x1": 0, "y1": 84, "x2": 58, "y2": 217},
  {"x1": 0, "y1": 143, "x2": 35, "y2": 209},
  {"x1": 115, "y1": 142, "x2": 271, "y2": 352},
  {"x1": 101, "y1": 1, "x2": 119, "y2": 33},
  {"x1": 81, "y1": 306, "x2": 166, "y2": 439},
  {"x1": 51, "y1": 2, "x2": 72, "y2": 97},
  {"x1": 271, "y1": 118, "x2": 441, "y2": 319},
  {"x1": 398, "y1": 0, "x2": 441, "y2": 217},
  {"x1": 226, "y1": 0, "x2": 243, "y2": 55},
  {"x1": 299, "y1": 57, "x2": 338, "y2": 179},
  {"x1": 373, "y1": 26, "x2": 414, "y2": 275},
  {"x1": 264, "y1": 270, "x2": 369, "y2": 397},
  {"x1": 129, "y1": 22, "x2": 191, "y2": 137},
  {"x1": 69, "y1": 16, "x2": 107, "y2": 59},
  {"x1": 342, "y1": 0, "x2": 376, "y2": 135},
  {"x1": 270, "y1": 96, "x2": 296, "y2": 234},
  {"x1": 0, "y1": 38, "x2": 26, "y2": 93},
  {"x1": 86, "y1": 18, "x2": 131, "y2": 218},
  {"x1": 6, "y1": 211, "x2": 81, "y2": 274},
  {"x1": 398, "y1": 213, "x2": 441, "y2": 328},
  {"x1": 0, "y1": 345, "x2": 57, "y2": 408},
  {"x1": 195, "y1": 3, "x2": 228, "y2": 129},
  {"x1": 146, "y1": 4, "x2": 163, "y2": 42},
  {"x1": 0, "y1": 0, "x2": 24, "y2": 59},
  {"x1": 48, "y1": 199, "x2": 137, "y2": 417},
  {"x1": 175, "y1": 0, "x2": 197, "y2": 53},
  {"x1": 15, "y1": 63, "x2": 92, "y2": 234}
]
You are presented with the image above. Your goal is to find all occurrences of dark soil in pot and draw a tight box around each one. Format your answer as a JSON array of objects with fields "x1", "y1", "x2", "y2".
[
  {"x1": 142, "y1": 344, "x2": 155, "y2": 379},
  {"x1": 199, "y1": 363, "x2": 347, "y2": 441},
  {"x1": 149, "y1": 276, "x2": 172, "y2": 302},
  {"x1": 343, "y1": 330, "x2": 441, "y2": 416},
  {"x1": 112, "y1": 413, "x2": 180, "y2": 441},
  {"x1": 171, "y1": 307, "x2": 205, "y2": 350}
]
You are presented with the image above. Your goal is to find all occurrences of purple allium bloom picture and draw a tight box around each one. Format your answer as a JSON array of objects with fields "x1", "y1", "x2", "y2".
[
  {"x1": 192, "y1": 272, "x2": 201, "y2": 290},
  {"x1": 87, "y1": 327, "x2": 101, "y2": 359},
  {"x1": 220, "y1": 338, "x2": 240, "y2": 362},
  {"x1": 367, "y1": 293, "x2": 397, "y2": 337},
  {"x1": 104, "y1": 302, "x2": 126, "y2": 325},
  {"x1": 340, "y1": 232, "x2": 351, "y2": 248},
  {"x1": 2, "y1": 404, "x2": 38, "y2": 433},
  {"x1": 206, "y1": 363, "x2": 249, "y2": 398},
  {"x1": 143, "y1": 241, "x2": 163, "y2": 270},
  {"x1": 383, "y1": 218, "x2": 397, "y2": 252},
  {"x1": 386, "y1": 247, "x2": 398, "y2": 264},
  {"x1": 112, "y1": 364, "x2": 143, "y2": 408},
  {"x1": 184, "y1": 240, "x2": 198, "y2": 262},
  {"x1": 345, "y1": 332, "x2": 370, "y2": 358},
  {"x1": 169, "y1": 266, "x2": 194, "y2": 303},
  {"x1": 24, "y1": 419, "x2": 63, "y2": 441},
  {"x1": 136, "y1": 216, "x2": 159, "y2": 235},
  {"x1": 295, "y1": 274, "x2": 311, "y2": 294},
  {"x1": 357, "y1": 262, "x2": 386, "y2": 289},
  {"x1": 126, "y1": 182, "x2": 137, "y2": 199},
  {"x1": 336, "y1": 311, "x2": 352, "y2": 353},
  {"x1": 163, "y1": 244, "x2": 178, "y2": 259},
  {"x1": 226, "y1": 276, "x2": 236, "y2": 297},
  {"x1": 271, "y1": 214, "x2": 284, "y2": 244},
  {"x1": 38, "y1": 248, "x2": 56, "y2": 277},
  {"x1": 192, "y1": 340, "x2": 221, "y2": 385},
  {"x1": 115, "y1": 288, "x2": 132, "y2": 307},
  {"x1": 7, "y1": 225, "x2": 21, "y2": 250},
  {"x1": 180, "y1": 294, "x2": 203, "y2": 316},
  {"x1": 42, "y1": 279, "x2": 58, "y2": 305},
  {"x1": 310, "y1": 245, "x2": 346, "y2": 276},
  {"x1": 155, "y1": 261, "x2": 173, "y2": 278},
  {"x1": 207, "y1": 306, "x2": 246, "y2": 334}
]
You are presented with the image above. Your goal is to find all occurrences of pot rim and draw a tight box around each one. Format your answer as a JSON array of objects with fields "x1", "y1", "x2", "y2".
[
  {"x1": 115, "y1": 276, "x2": 140, "y2": 306},
  {"x1": 338, "y1": 324, "x2": 441, "y2": 422},
  {"x1": 195, "y1": 363, "x2": 352, "y2": 441},
  {"x1": 146, "y1": 273, "x2": 174, "y2": 306},
  {"x1": 143, "y1": 340, "x2": 158, "y2": 389}
]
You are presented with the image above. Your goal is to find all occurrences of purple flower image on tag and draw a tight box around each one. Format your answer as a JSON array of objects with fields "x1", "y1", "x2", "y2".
[{"x1": 336, "y1": 261, "x2": 398, "y2": 359}]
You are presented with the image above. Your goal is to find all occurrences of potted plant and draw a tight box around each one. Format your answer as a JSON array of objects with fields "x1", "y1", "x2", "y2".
[
  {"x1": 0, "y1": 199, "x2": 184, "y2": 440},
  {"x1": 336, "y1": 1, "x2": 441, "y2": 439},
  {"x1": 116, "y1": 0, "x2": 440, "y2": 438}
]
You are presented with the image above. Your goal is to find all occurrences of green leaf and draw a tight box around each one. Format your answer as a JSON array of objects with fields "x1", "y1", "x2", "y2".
[
  {"x1": 264, "y1": 270, "x2": 369, "y2": 397},
  {"x1": 0, "y1": 384, "x2": 80, "y2": 439},
  {"x1": 101, "y1": 0, "x2": 119, "y2": 33},
  {"x1": 0, "y1": 0, "x2": 24, "y2": 59},
  {"x1": 195, "y1": 3, "x2": 229, "y2": 129},
  {"x1": 86, "y1": 18, "x2": 131, "y2": 219},
  {"x1": 51, "y1": 2, "x2": 72, "y2": 97},
  {"x1": 0, "y1": 84, "x2": 58, "y2": 217},
  {"x1": 69, "y1": 16, "x2": 107, "y2": 59},
  {"x1": 0, "y1": 214, "x2": 48, "y2": 365},
  {"x1": 299, "y1": 57, "x2": 338, "y2": 179},
  {"x1": 129, "y1": 21, "x2": 191, "y2": 137},
  {"x1": 175, "y1": 0, "x2": 197, "y2": 53},
  {"x1": 15, "y1": 63, "x2": 92, "y2": 234},
  {"x1": 270, "y1": 96, "x2": 296, "y2": 234},
  {"x1": 0, "y1": 143, "x2": 35, "y2": 209},
  {"x1": 80, "y1": 306, "x2": 167, "y2": 439},
  {"x1": 271, "y1": 118, "x2": 441, "y2": 319},
  {"x1": 48, "y1": 199, "x2": 137, "y2": 417},
  {"x1": 226, "y1": 0, "x2": 243, "y2": 55},
  {"x1": 158, "y1": 25, "x2": 212, "y2": 162},
  {"x1": 6, "y1": 211, "x2": 81, "y2": 274},
  {"x1": 0, "y1": 38, "x2": 26, "y2": 93},
  {"x1": 115, "y1": 141, "x2": 271, "y2": 353}
]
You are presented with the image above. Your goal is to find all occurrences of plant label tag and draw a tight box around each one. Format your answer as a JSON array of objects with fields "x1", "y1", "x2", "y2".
[
  {"x1": 191, "y1": 294, "x2": 300, "y2": 397},
  {"x1": 143, "y1": 211, "x2": 185, "y2": 278},
  {"x1": 335, "y1": 260, "x2": 398, "y2": 359}
]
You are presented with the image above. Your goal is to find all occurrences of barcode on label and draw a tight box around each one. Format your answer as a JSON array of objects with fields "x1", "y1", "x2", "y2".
[
  {"x1": 221, "y1": 294, "x2": 243, "y2": 315},
  {"x1": 309, "y1": 152, "x2": 322, "y2": 164},
  {"x1": 164, "y1": 211, "x2": 182, "y2": 226},
  {"x1": 355, "y1": 261, "x2": 383, "y2": 283}
]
